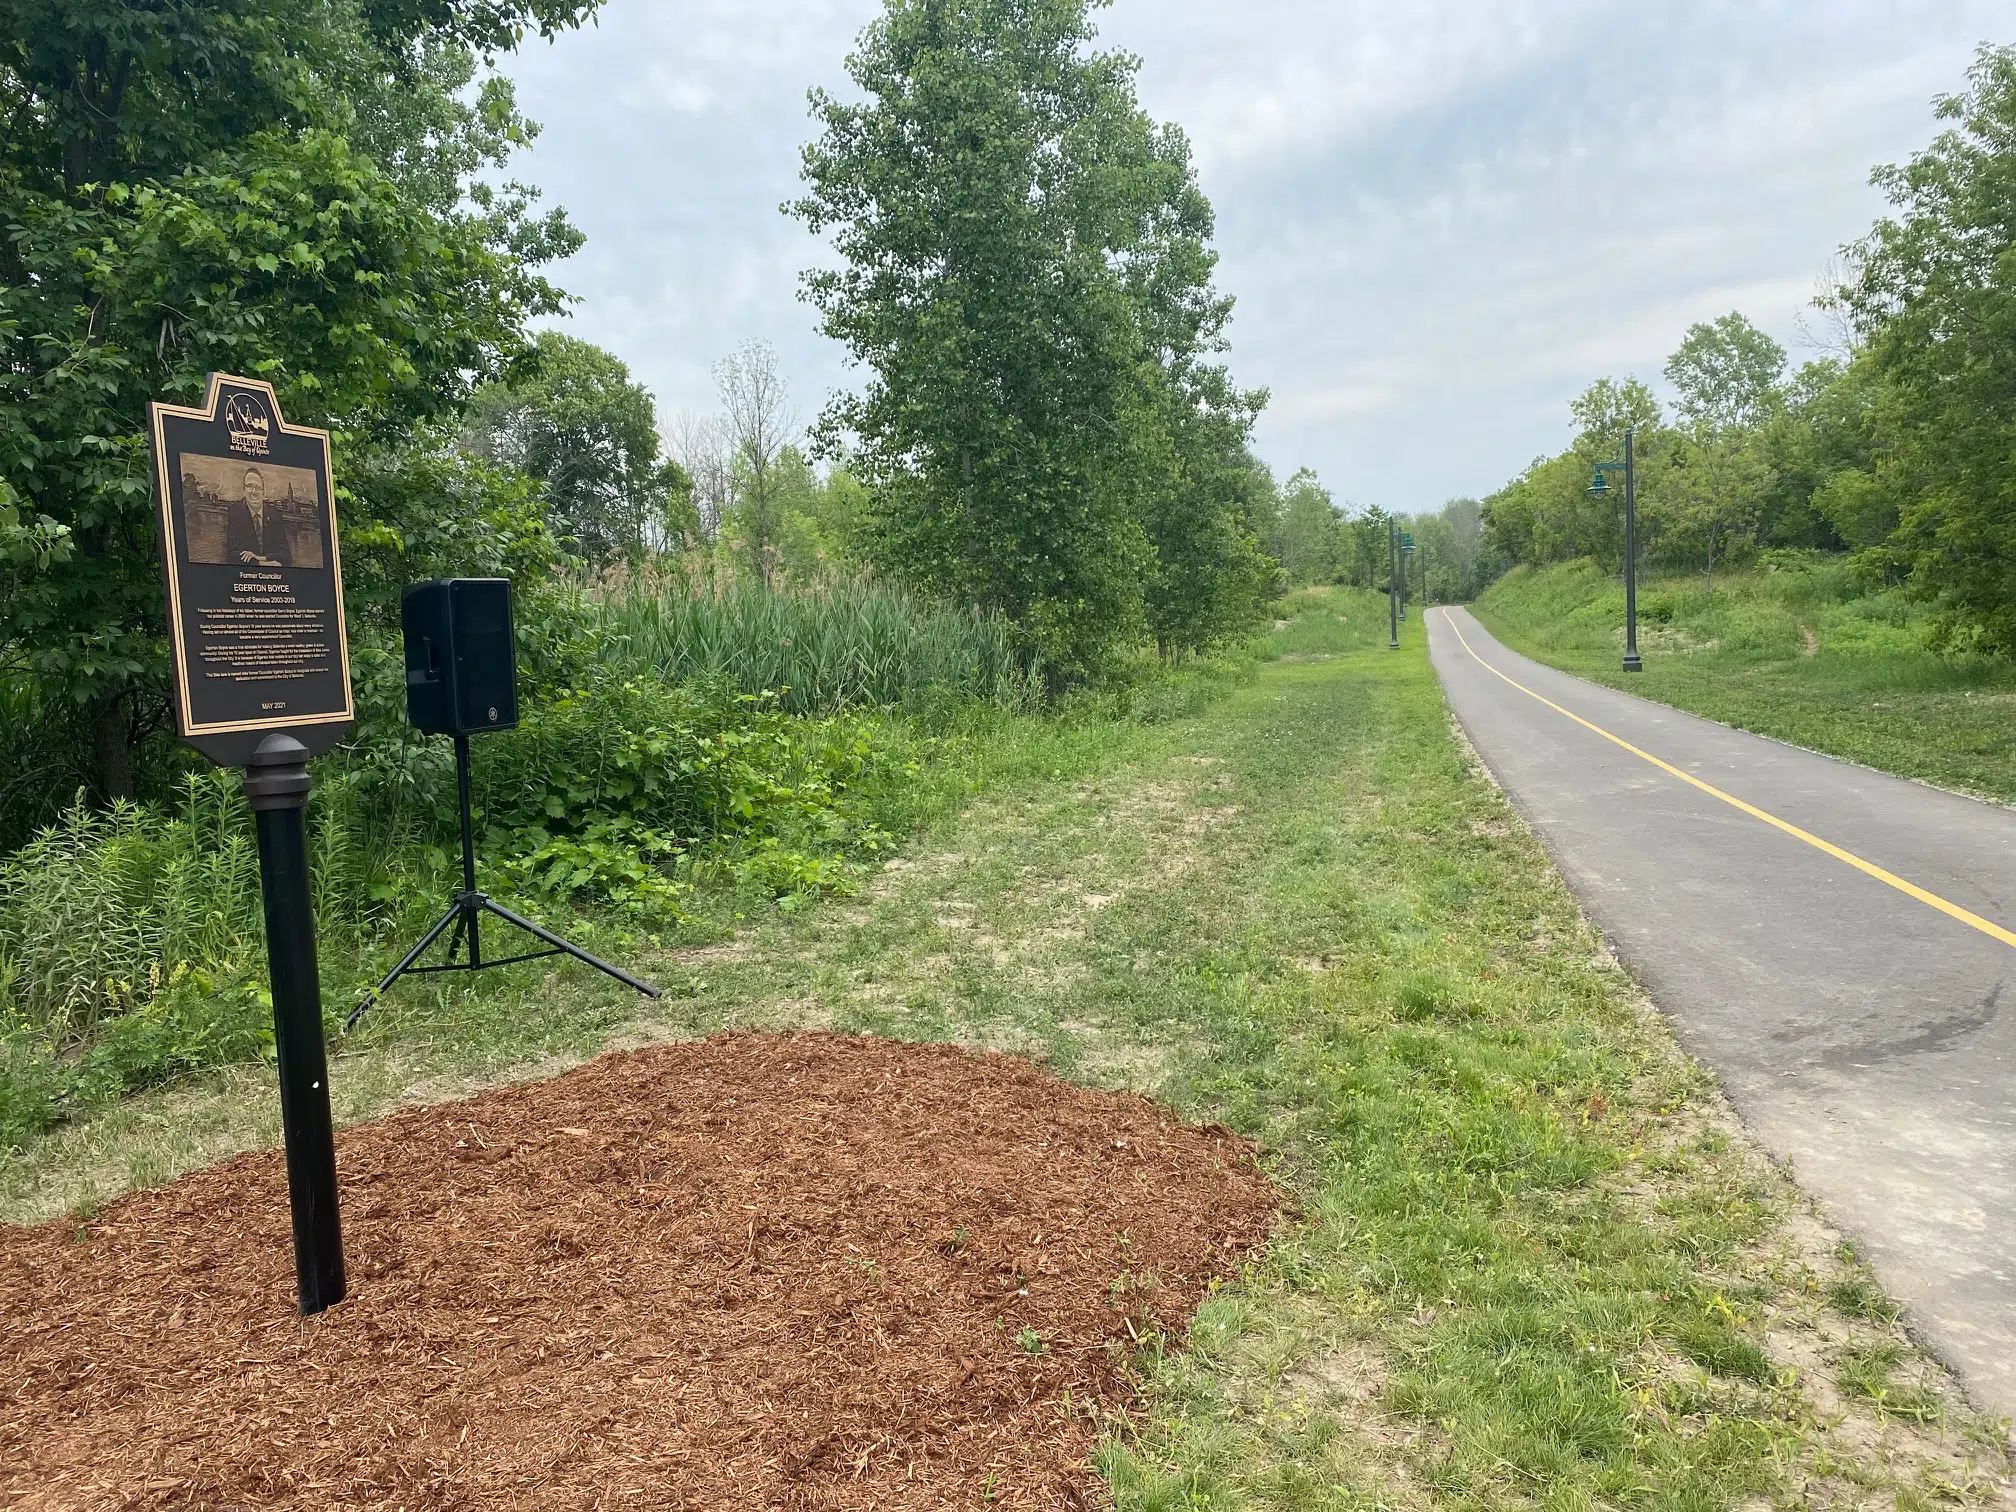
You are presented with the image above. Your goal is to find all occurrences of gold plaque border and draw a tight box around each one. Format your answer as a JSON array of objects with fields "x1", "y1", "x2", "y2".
[{"x1": 150, "y1": 374, "x2": 356, "y2": 740}]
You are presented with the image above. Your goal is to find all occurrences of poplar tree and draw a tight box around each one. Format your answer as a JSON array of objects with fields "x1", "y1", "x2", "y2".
[{"x1": 792, "y1": 0, "x2": 1266, "y2": 678}]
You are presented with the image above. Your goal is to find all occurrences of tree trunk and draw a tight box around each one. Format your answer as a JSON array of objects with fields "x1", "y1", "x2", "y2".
[
  {"x1": 1704, "y1": 520, "x2": 1719, "y2": 596},
  {"x1": 95, "y1": 690, "x2": 135, "y2": 804}
]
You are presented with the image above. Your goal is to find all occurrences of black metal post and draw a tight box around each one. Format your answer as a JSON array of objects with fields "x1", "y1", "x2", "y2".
[
  {"x1": 243, "y1": 734, "x2": 345, "y2": 1316},
  {"x1": 1387, "y1": 519, "x2": 1400, "y2": 649},
  {"x1": 1622, "y1": 426, "x2": 1643, "y2": 673},
  {"x1": 454, "y1": 735, "x2": 480, "y2": 966}
]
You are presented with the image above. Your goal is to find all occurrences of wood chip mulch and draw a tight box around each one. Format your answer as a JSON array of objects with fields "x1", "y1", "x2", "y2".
[{"x1": 2, "y1": 1031, "x2": 1279, "y2": 1509}]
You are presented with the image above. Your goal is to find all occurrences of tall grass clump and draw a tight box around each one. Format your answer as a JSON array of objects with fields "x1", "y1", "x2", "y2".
[
  {"x1": 599, "y1": 575, "x2": 1033, "y2": 716},
  {"x1": 0, "y1": 783, "x2": 262, "y2": 1046}
]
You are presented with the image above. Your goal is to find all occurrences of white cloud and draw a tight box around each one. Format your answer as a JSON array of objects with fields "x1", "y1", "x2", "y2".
[
  {"x1": 1104, "y1": 0, "x2": 1608, "y2": 171},
  {"x1": 502, "y1": 0, "x2": 2011, "y2": 512}
]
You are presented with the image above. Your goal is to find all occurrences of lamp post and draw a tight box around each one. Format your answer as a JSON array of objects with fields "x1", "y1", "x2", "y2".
[
  {"x1": 1387, "y1": 518, "x2": 1400, "y2": 649},
  {"x1": 1589, "y1": 426, "x2": 1643, "y2": 673}
]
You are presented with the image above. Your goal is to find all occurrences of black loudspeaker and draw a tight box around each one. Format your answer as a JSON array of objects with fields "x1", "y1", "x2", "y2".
[
  {"x1": 402, "y1": 579, "x2": 520, "y2": 736},
  {"x1": 354, "y1": 574, "x2": 657, "y2": 1031}
]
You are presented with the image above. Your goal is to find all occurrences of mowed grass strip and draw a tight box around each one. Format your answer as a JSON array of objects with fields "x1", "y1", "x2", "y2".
[{"x1": 4, "y1": 588, "x2": 2007, "y2": 1506}]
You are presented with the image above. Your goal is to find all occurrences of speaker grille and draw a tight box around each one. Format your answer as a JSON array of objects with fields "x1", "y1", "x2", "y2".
[{"x1": 402, "y1": 579, "x2": 519, "y2": 736}]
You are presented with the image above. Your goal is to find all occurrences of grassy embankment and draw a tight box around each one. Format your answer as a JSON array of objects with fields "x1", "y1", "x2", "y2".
[
  {"x1": 5, "y1": 586, "x2": 2007, "y2": 1507},
  {"x1": 1473, "y1": 559, "x2": 2016, "y2": 805}
]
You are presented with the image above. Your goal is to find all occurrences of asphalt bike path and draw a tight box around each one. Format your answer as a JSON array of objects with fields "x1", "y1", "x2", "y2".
[{"x1": 1428, "y1": 604, "x2": 2016, "y2": 1415}]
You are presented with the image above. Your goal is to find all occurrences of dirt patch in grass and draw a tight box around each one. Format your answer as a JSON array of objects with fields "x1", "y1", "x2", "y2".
[{"x1": 1, "y1": 1032, "x2": 1278, "y2": 1510}]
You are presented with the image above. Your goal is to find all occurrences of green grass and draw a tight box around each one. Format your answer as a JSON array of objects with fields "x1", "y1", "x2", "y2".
[
  {"x1": 1473, "y1": 559, "x2": 2016, "y2": 805},
  {"x1": 4, "y1": 586, "x2": 2005, "y2": 1506}
]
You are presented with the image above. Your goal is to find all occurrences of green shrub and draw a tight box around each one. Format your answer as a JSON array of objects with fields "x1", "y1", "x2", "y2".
[{"x1": 1637, "y1": 591, "x2": 1679, "y2": 625}]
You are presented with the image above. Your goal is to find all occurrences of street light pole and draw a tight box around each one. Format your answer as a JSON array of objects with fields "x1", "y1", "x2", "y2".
[
  {"x1": 1387, "y1": 518, "x2": 1400, "y2": 650},
  {"x1": 1589, "y1": 426, "x2": 1644, "y2": 675},
  {"x1": 1622, "y1": 426, "x2": 1642, "y2": 673}
]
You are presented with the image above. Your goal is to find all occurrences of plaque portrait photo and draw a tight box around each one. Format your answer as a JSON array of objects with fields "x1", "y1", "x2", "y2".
[
  {"x1": 180, "y1": 456, "x2": 327, "y2": 569},
  {"x1": 149, "y1": 375, "x2": 354, "y2": 767}
]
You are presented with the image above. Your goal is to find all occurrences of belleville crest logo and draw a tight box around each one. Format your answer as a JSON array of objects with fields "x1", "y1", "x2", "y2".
[{"x1": 224, "y1": 392, "x2": 272, "y2": 456}]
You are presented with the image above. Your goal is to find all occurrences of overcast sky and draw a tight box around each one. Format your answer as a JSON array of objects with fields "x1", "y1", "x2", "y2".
[{"x1": 502, "y1": 1, "x2": 2008, "y2": 514}]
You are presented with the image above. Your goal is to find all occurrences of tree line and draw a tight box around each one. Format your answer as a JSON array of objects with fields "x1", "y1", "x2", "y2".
[
  {"x1": 1252, "y1": 467, "x2": 1496, "y2": 607},
  {"x1": 1481, "y1": 45, "x2": 2016, "y2": 656}
]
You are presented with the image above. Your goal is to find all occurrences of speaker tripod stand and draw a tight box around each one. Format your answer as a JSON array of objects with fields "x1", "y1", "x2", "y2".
[{"x1": 346, "y1": 734, "x2": 659, "y2": 1030}]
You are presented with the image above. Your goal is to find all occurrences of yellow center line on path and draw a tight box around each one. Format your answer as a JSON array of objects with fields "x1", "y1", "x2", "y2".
[{"x1": 1441, "y1": 608, "x2": 2016, "y2": 953}]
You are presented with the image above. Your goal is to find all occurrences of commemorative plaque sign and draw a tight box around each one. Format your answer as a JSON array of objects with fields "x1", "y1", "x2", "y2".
[
  {"x1": 148, "y1": 374, "x2": 349, "y2": 1315},
  {"x1": 148, "y1": 374, "x2": 353, "y2": 768}
]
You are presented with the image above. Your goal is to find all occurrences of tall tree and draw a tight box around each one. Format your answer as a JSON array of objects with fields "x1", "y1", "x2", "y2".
[
  {"x1": 1664, "y1": 313, "x2": 1786, "y2": 591},
  {"x1": 465, "y1": 331, "x2": 692, "y2": 563},
  {"x1": 1340, "y1": 504, "x2": 1393, "y2": 591},
  {"x1": 1140, "y1": 428, "x2": 1274, "y2": 657},
  {"x1": 715, "y1": 340, "x2": 796, "y2": 589},
  {"x1": 1418, "y1": 497, "x2": 1488, "y2": 602},
  {"x1": 792, "y1": 0, "x2": 1259, "y2": 678},
  {"x1": 1568, "y1": 377, "x2": 1667, "y2": 570},
  {"x1": 0, "y1": 0, "x2": 597, "y2": 799},
  {"x1": 776, "y1": 453, "x2": 872, "y2": 580},
  {"x1": 1843, "y1": 43, "x2": 2016, "y2": 652},
  {"x1": 1272, "y1": 468, "x2": 1340, "y2": 585}
]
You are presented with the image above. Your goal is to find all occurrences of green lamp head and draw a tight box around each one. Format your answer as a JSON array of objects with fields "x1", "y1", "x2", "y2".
[{"x1": 1588, "y1": 469, "x2": 1610, "y2": 496}]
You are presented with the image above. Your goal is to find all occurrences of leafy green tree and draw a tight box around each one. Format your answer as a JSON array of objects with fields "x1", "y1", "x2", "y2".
[
  {"x1": 776, "y1": 454, "x2": 872, "y2": 580},
  {"x1": 1335, "y1": 504, "x2": 1391, "y2": 590},
  {"x1": 465, "y1": 331, "x2": 693, "y2": 564},
  {"x1": 1663, "y1": 313, "x2": 1785, "y2": 591},
  {"x1": 0, "y1": 0, "x2": 595, "y2": 799},
  {"x1": 1569, "y1": 377, "x2": 1668, "y2": 570},
  {"x1": 1570, "y1": 377, "x2": 1663, "y2": 456},
  {"x1": 1273, "y1": 468, "x2": 1340, "y2": 585},
  {"x1": 1482, "y1": 378, "x2": 1674, "y2": 576},
  {"x1": 1843, "y1": 44, "x2": 2016, "y2": 651},
  {"x1": 1141, "y1": 427, "x2": 1275, "y2": 657},
  {"x1": 792, "y1": 0, "x2": 1259, "y2": 679},
  {"x1": 1752, "y1": 357, "x2": 1888, "y2": 551},
  {"x1": 1402, "y1": 497, "x2": 1491, "y2": 602},
  {"x1": 1665, "y1": 315, "x2": 1787, "y2": 434}
]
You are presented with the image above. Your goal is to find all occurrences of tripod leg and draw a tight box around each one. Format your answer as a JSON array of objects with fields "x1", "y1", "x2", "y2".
[
  {"x1": 442, "y1": 907, "x2": 469, "y2": 965},
  {"x1": 344, "y1": 899, "x2": 466, "y2": 1031},
  {"x1": 478, "y1": 898, "x2": 662, "y2": 999}
]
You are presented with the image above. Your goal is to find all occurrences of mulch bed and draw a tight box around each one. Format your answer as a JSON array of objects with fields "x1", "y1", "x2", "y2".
[{"x1": 2, "y1": 1032, "x2": 1279, "y2": 1509}]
